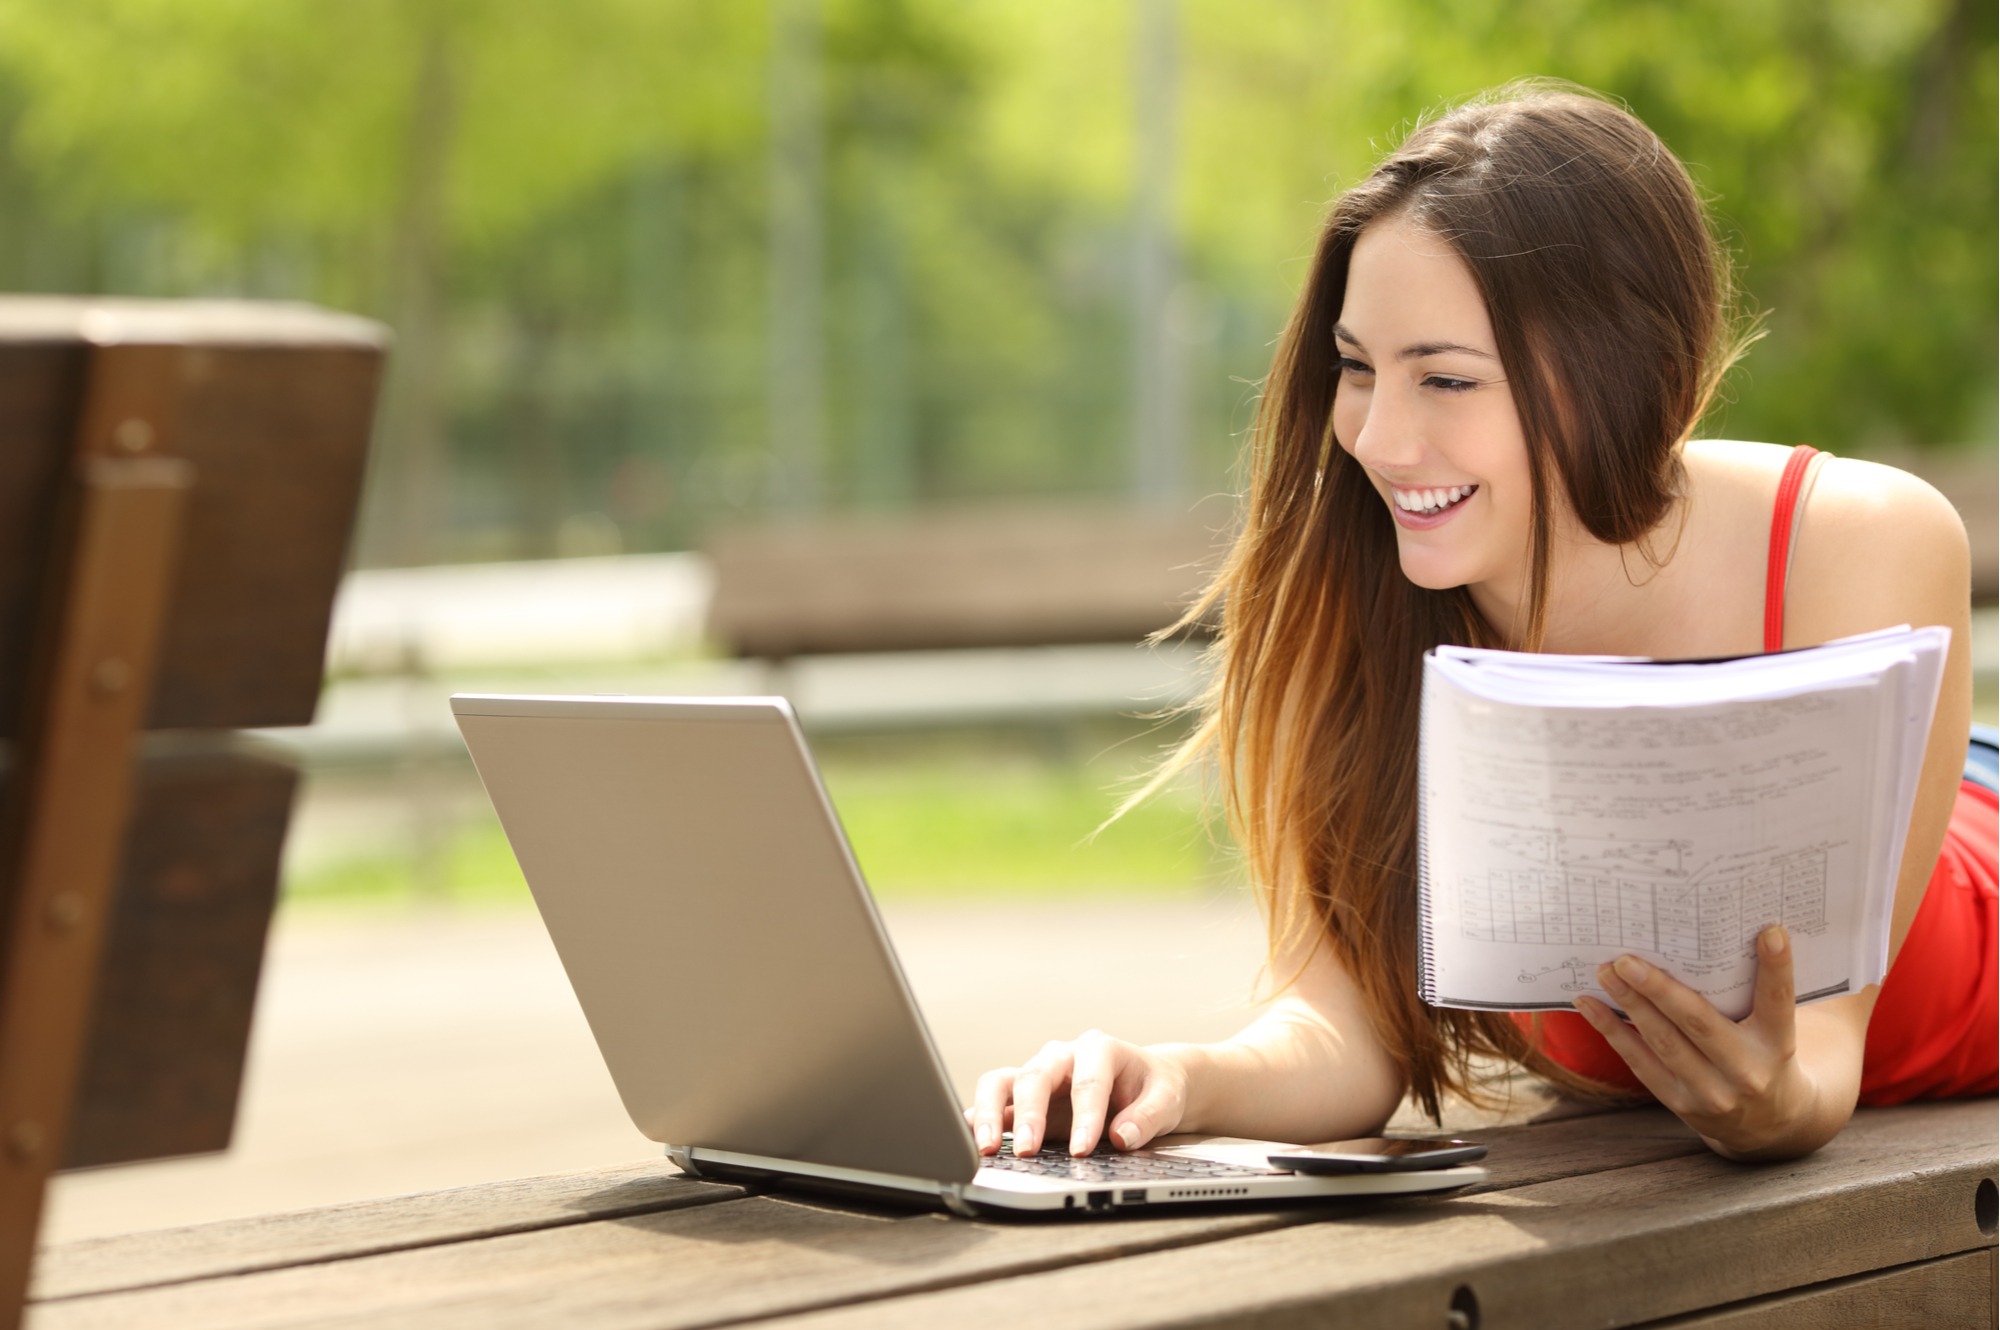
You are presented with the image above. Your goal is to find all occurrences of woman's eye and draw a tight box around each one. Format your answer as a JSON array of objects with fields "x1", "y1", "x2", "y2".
[
  {"x1": 1424, "y1": 375, "x2": 1477, "y2": 393},
  {"x1": 1337, "y1": 356, "x2": 1373, "y2": 377}
]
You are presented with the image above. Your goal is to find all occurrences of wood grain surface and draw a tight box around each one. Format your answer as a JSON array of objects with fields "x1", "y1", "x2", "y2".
[
  {"x1": 33, "y1": 1162, "x2": 743, "y2": 1302},
  {"x1": 60, "y1": 741, "x2": 298, "y2": 1169},
  {"x1": 766, "y1": 1100, "x2": 1997, "y2": 1330},
  {"x1": 29, "y1": 1100, "x2": 1992, "y2": 1330},
  {"x1": 0, "y1": 306, "x2": 380, "y2": 734},
  {"x1": 1642, "y1": 1249, "x2": 1995, "y2": 1329}
]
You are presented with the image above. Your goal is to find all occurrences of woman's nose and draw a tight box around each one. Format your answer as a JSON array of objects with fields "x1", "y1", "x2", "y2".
[{"x1": 1349, "y1": 385, "x2": 1422, "y2": 471}]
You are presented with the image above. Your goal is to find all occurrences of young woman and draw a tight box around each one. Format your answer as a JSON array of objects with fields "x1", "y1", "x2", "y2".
[{"x1": 971, "y1": 84, "x2": 1995, "y2": 1164}]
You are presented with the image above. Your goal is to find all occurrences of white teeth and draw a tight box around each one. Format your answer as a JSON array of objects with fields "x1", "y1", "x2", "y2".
[{"x1": 1393, "y1": 484, "x2": 1477, "y2": 514}]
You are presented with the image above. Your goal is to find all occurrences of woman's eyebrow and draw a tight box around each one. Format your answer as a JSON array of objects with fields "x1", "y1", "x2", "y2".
[
  {"x1": 1400, "y1": 339, "x2": 1498, "y2": 361},
  {"x1": 1332, "y1": 324, "x2": 1496, "y2": 361}
]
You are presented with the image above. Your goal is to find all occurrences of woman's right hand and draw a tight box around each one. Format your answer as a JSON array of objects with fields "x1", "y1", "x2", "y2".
[{"x1": 968, "y1": 1030, "x2": 1193, "y2": 1157}]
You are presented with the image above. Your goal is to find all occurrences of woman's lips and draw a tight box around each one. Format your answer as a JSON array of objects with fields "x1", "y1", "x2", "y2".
[{"x1": 1389, "y1": 485, "x2": 1477, "y2": 531}]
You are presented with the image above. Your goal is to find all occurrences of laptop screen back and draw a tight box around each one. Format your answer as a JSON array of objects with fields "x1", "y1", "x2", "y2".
[{"x1": 452, "y1": 695, "x2": 979, "y2": 1183}]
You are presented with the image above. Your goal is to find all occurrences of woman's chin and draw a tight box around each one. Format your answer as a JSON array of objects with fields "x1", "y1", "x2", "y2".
[{"x1": 1395, "y1": 548, "x2": 1474, "y2": 592}]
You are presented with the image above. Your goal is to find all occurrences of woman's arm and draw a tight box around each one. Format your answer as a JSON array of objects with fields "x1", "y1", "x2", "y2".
[
  {"x1": 1173, "y1": 935, "x2": 1410, "y2": 1142},
  {"x1": 1577, "y1": 457, "x2": 1974, "y2": 1159},
  {"x1": 970, "y1": 935, "x2": 1406, "y2": 1157}
]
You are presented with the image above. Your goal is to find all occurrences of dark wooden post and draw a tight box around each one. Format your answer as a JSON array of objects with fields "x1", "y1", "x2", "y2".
[{"x1": 0, "y1": 342, "x2": 193, "y2": 1326}]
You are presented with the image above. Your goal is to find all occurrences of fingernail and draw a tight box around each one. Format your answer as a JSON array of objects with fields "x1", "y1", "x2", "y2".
[
  {"x1": 1614, "y1": 955, "x2": 1650, "y2": 984},
  {"x1": 1114, "y1": 1122, "x2": 1140, "y2": 1150},
  {"x1": 1760, "y1": 925, "x2": 1786, "y2": 957},
  {"x1": 1013, "y1": 1127, "x2": 1036, "y2": 1156},
  {"x1": 1597, "y1": 963, "x2": 1627, "y2": 996},
  {"x1": 975, "y1": 1122, "x2": 993, "y2": 1150}
]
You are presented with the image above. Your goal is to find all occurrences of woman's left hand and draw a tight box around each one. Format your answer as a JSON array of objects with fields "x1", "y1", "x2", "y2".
[{"x1": 1573, "y1": 924, "x2": 1827, "y2": 1159}]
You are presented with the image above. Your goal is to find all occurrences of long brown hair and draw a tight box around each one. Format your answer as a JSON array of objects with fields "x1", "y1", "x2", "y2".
[{"x1": 1162, "y1": 83, "x2": 1754, "y2": 1117}]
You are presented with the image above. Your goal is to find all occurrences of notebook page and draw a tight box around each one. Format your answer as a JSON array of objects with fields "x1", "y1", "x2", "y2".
[
  {"x1": 1419, "y1": 670, "x2": 1886, "y2": 1021},
  {"x1": 1851, "y1": 637, "x2": 1949, "y2": 981},
  {"x1": 1433, "y1": 625, "x2": 1943, "y2": 706}
]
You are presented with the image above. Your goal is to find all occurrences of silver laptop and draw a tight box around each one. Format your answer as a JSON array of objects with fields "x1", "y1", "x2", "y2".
[{"x1": 450, "y1": 693, "x2": 1486, "y2": 1215}]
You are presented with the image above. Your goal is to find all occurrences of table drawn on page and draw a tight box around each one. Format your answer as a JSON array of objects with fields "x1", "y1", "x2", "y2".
[
  {"x1": 1461, "y1": 836, "x2": 1835, "y2": 998},
  {"x1": 1426, "y1": 678, "x2": 1871, "y2": 1008}
]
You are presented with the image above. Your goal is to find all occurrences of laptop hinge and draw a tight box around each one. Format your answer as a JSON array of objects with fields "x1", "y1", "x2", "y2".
[{"x1": 665, "y1": 1144, "x2": 704, "y2": 1178}]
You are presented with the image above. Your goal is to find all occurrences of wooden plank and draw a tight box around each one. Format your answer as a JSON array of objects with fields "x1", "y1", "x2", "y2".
[
  {"x1": 22, "y1": 1107, "x2": 1714, "y2": 1330},
  {"x1": 0, "y1": 299, "x2": 384, "y2": 349},
  {"x1": 27, "y1": 1190, "x2": 1296, "y2": 1330},
  {"x1": 30, "y1": 1106, "x2": 1699, "y2": 1306},
  {"x1": 0, "y1": 302, "x2": 382, "y2": 735},
  {"x1": 1451, "y1": 1106, "x2": 1705, "y2": 1192},
  {"x1": 60, "y1": 740, "x2": 298, "y2": 1168},
  {"x1": 31, "y1": 1162, "x2": 745, "y2": 1302},
  {"x1": 0, "y1": 344, "x2": 83, "y2": 744},
  {"x1": 1638, "y1": 1248, "x2": 1995, "y2": 1329},
  {"x1": 0, "y1": 455, "x2": 192, "y2": 1327},
  {"x1": 757, "y1": 1100, "x2": 1996, "y2": 1330},
  {"x1": 143, "y1": 341, "x2": 378, "y2": 727},
  {"x1": 705, "y1": 501, "x2": 1231, "y2": 657}
]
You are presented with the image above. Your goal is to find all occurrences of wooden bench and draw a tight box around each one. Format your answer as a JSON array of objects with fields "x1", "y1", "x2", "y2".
[
  {"x1": 24, "y1": 1098, "x2": 1995, "y2": 1327},
  {"x1": 0, "y1": 299, "x2": 381, "y2": 1328},
  {"x1": 705, "y1": 447, "x2": 1994, "y2": 662},
  {"x1": 704, "y1": 499, "x2": 1234, "y2": 658}
]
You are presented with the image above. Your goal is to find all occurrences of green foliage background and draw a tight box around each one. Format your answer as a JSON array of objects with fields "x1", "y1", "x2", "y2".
[{"x1": 0, "y1": 0, "x2": 1991, "y2": 565}]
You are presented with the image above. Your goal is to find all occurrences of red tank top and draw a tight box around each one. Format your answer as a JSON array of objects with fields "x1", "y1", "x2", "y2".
[{"x1": 1521, "y1": 445, "x2": 1999, "y2": 1104}]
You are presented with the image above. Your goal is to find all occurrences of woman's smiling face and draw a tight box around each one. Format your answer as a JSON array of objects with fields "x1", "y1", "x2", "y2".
[{"x1": 1330, "y1": 214, "x2": 1537, "y2": 596}]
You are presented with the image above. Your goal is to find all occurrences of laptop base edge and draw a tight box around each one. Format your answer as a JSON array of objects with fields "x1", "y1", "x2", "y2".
[{"x1": 670, "y1": 1144, "x2": 1487, "y2": 1218}]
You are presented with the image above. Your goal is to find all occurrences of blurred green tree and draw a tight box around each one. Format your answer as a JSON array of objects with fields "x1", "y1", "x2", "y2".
[{"x1": 0, "y1": 0, "x2": 1988, "y2": 565}]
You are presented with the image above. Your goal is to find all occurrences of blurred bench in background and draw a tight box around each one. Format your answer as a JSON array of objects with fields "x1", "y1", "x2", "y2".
[
  {"x1": 705, "y1": 499, "x2": 1234, "y2": 659},
  {"x1": 706, "y1": 448, "x2": 1993, "y2": 664},
  {"x1": 0, "y1": 299, "x2": 380, "y2": 1328}
]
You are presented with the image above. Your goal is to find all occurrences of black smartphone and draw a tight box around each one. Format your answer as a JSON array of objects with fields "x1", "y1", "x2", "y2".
[{"x1": 1266, "y1": 1137, "x2": 1487, "y2": 1174}]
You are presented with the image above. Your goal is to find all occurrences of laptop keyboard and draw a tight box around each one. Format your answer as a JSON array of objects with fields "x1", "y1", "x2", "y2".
[{"x1": 983, "y1": 1138, "x2": 1278, "y2": 1183}]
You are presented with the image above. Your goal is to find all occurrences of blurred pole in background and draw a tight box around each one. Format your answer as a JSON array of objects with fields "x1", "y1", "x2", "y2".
[
  {"x1": 1129, "y1": 0, "x2": 1185, "y2": 510},
  {"x1": 852, "y1": 144, "x2": 916, "y2": 511},
  {"x1": 767, "y1": 0, "x2": 826, "y2": 518},
  {"x1": 368, "y1": 27, "x2": 456, "y2": 568},
  {"x1": 630, "y1": 162, "x2": 687, "y2": 540}
]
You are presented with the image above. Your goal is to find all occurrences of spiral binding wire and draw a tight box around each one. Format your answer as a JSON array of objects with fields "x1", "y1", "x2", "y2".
[{"x1": 1415, "y1": 657, "x2": 1440, "y2": 1006}]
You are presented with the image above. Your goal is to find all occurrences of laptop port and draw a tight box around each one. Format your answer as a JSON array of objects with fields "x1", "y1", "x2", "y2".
[
  {"x1": 1121, "y1": 1189, "x2": 1148, "y2": 1203},
  {"x1": 1086, "y1": 1190, "x2": 1112, "y2": 1211}
]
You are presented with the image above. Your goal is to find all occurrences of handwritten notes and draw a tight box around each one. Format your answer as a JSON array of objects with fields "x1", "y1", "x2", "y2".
[{"x1": 1417, "y1": 627, "x2": 1948, "y2": 1021}]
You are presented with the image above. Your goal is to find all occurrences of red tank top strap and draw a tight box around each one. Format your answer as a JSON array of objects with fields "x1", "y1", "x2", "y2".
[{"x1": 1763, "y1": 445, "x2": 1821, "y2": 653}]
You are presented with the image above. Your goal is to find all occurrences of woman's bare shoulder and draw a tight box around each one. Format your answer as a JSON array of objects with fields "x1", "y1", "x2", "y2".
[
  {"x1": 1807, "y1": 453, "x2": 1966, "y2": 538},
  {"x1": 1790, "y1": 451, "x2": 1970, "y2": 640},
  {"x1": 1683, "y1": 438, "x2": 1966, "y2": 551},
  {"x1": 1678, "y1": 439, "x2": 1969, "y2": 642},
  {"x1": 1678, "y1": 439, "x2": 1811, "y2": 529}
]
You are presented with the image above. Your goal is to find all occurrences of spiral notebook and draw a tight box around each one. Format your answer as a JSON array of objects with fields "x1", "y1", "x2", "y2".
[{"x1": 1415, "y1": 625, "x2": 1949, "y2": 1021}]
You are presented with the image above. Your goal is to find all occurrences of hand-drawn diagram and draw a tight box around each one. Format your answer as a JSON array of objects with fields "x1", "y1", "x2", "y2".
[
  {"x1": 1516, "y1": 957, "x2": 1599, "y2": 992},
  {"x1": 1460, "y1": 834, "x2": 1828, "y2": 979}
]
